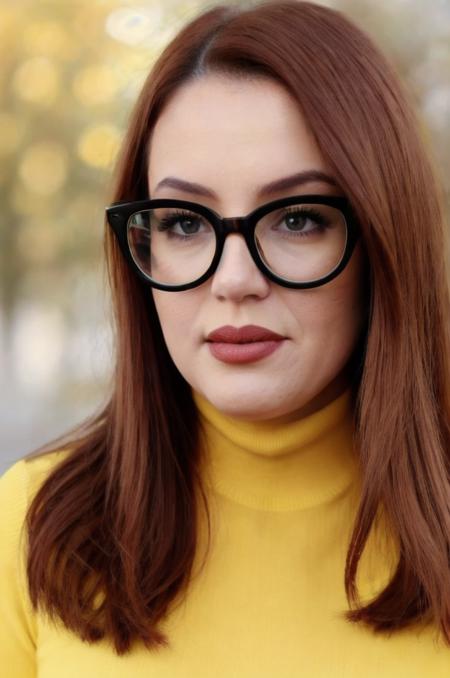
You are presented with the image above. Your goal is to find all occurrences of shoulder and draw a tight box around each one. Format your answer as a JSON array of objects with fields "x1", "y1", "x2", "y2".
[
  {"x1": 1, "y1": 449, "x2": 70, "y2": 508},
  {"x1": 0, "y1": 449, "x2": 70, "y2": 545},
  {"x1": 0, "y1": 449, "x2": 70, "y2": 665}
]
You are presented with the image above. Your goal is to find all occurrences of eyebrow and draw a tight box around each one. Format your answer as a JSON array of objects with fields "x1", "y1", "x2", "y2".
[{"x1": 153, "y1": 169, "x2": 339, "y2": 200}]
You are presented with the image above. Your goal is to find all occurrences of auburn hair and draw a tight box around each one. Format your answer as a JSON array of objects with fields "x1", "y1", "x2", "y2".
[{"x1": 24, "y1": 0, "x2": 450, "y2": 655}]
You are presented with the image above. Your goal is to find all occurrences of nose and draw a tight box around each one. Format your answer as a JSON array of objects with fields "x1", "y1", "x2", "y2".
[{"x1": 209, "y1": 233, "x2": 270, "y2": 302}]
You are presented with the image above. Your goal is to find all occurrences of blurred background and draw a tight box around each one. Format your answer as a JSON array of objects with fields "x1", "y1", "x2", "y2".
[{"x1": 1, "y1": 0, "x2": 449, "y2": 474}]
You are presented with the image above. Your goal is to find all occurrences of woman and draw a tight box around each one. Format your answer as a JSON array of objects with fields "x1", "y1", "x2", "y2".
[{"x1": 1, "y1": 0, "x2": 449, "y2": 674}]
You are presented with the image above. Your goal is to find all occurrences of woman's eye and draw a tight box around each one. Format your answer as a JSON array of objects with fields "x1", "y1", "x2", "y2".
[
  {"x1": 284, "y1": 212, "x2": 314, "y2": 231},
  {"x1": 174, "y1": 218, "x2": 200, "y2": 234},
  {"x1": 158, "y1": 212, "x2": 206, "y2": 236},
  {"x1": 278, "y1": 209, "x2": 329, "y2": 235}
]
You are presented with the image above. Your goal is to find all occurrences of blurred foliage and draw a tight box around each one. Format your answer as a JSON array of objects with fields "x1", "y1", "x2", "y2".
[{"x1": 0, "y1": 0, "x2": 449, "y2": 462}]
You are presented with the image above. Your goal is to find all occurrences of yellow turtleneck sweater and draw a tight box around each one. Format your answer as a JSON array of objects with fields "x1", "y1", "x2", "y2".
[{"x1": 0, "y1": 388, "x2": 448, "y2": 676}]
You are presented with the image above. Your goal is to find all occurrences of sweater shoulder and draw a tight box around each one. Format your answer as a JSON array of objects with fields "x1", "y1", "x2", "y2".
[
  {"x1": 0, "y1": 449, "x2": 69, "y2": 532},
  {"x1": 0, "y1": 449, "x2": 71, "y2": 572},
  {"x1": 0, "y1": 449, "x2": 70, "y2": 668}
]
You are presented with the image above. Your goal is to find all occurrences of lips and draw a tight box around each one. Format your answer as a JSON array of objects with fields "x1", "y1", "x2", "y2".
[
  {"x1": 206, "y1": 324, "x2": 285, "y2": 343},
  {"x1": 205, "y1": 325, "x2": 286, "y2": 364}
]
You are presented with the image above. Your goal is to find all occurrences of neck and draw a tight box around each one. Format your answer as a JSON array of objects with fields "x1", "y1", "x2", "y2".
[{"x1": 193, "y1": 387, "x2": 359, "y2": 511}]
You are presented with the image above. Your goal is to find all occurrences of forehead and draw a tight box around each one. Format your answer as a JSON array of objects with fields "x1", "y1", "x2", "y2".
[{"x1": 147, "y1": 74, "x2": 331, "y2": 204}]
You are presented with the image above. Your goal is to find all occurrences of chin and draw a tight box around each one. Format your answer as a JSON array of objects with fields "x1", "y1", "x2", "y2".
[{"x1": 201, "y1": 389, "x2": 292, "y2": 421}]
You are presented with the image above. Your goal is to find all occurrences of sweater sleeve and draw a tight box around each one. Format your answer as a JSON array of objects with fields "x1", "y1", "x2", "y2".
[{"x1": 0, "y1": 459, "x2": 37, "y2": 675}]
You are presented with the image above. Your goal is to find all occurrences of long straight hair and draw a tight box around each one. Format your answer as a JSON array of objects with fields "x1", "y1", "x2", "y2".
[{"x1": 24, "y1": 0, "x2": 450, "y2": 655}]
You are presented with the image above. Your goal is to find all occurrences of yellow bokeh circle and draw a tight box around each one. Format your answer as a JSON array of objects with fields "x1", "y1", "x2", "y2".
[
  {"x1": 13, "y1": 57, "x2": 60, "y2": 106},
  {"x1": 19, "y1": 142, "x2": 68, "y2": 195},
  {"x1": 77, "y1": 124, "x2": 122, "y2": 169},
  {"x1": 21, "y1": 20, "x2": 73, "y2": 59},
  {"x1": 72, "y1": 65, "x2": 119, "y2": 106}
]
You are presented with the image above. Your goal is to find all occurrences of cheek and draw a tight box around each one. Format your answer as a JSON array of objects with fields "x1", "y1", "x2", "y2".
[
  {"x1": 286, "y1": 247, "x2": 366, "y2": 343},
  {"x1": 151, "y1": 290, "x2": 199, "y2": 355},
  {"x1": 319, "y1": 248, "x2": 367, "y2": 343}
]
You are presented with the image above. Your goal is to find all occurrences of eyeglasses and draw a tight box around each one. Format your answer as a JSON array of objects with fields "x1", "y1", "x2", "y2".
[{"x1": 105, "y1": 194, "x2": 360, "y2": 291}]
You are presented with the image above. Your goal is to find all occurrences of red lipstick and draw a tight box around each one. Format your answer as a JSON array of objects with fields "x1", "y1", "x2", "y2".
[{"x1": 205, "y1": 324, "x2": 286, "y2": 364}]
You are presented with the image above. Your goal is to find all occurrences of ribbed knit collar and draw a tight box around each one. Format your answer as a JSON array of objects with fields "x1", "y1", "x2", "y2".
[{"x1": 192, "y1": 387, "x2": 359, "y2": 511}]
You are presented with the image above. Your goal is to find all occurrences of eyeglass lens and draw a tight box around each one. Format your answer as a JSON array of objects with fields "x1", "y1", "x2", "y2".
[{"x1": 127, "y1": 203, "x2": 348, "y2": 286}]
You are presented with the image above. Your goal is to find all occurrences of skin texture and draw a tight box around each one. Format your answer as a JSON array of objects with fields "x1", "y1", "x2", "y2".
[{"x1": 148, "y1": 74, "x2": 367, "y2": 421}]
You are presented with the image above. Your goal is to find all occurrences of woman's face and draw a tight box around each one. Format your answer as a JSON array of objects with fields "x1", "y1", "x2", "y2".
[{"x1": 147, "y1": 74, "x2": 366, "y2": 420}]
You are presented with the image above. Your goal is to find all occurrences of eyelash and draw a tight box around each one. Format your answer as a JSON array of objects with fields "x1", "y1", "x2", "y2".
[
  {"x1": 158, "y1": 210, "x2": 204, "y2": 234},
  {"x1": 283, "y1": 206, "x2": 327, "y2": 222}
]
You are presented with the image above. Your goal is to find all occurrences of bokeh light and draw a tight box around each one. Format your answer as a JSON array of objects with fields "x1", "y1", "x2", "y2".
[
  {"x1": 21, "y1": 20, "x2": 74, "y2": 60},
  {"x1": 105, "y1": 6, "x2": 164, "y2": 46},
  {"x1": 11, "y1": 303, "x2": 66, "y2": 390},
  {"x1": 12, "y1": 57, "x2": 61, "y2": 107},
  {"x1": 77, "y1": 124, "x2": 122, "y2": 169},
  {"x1": 19, "y1": 142, "x2": 68, "y2": 195},
  {"x1": 73, "y1": 65, "x2": 120, "y2": 106}
]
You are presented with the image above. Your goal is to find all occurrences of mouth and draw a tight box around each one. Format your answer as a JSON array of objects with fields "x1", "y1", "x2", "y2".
[
  {"x1": 206, "y1": 324, "x2": 285, "y2": 343},
  {"x1": 205, "y1": 325, "x2": 286, "y2": 364}
]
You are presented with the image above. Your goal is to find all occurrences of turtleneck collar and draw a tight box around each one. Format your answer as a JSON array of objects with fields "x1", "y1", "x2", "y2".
[{"x1": 193, "y1": 387, "x2": 360, "y2": 511}]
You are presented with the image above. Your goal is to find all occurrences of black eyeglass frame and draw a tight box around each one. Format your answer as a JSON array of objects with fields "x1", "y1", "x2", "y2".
[{"x1": 106, "y1": 194, "x2": 360, "y2": 291}]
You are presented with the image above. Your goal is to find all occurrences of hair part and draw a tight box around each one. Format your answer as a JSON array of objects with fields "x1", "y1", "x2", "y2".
[{"x1": 24, "y1": 0, "x2": 450, "y2": 654}]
